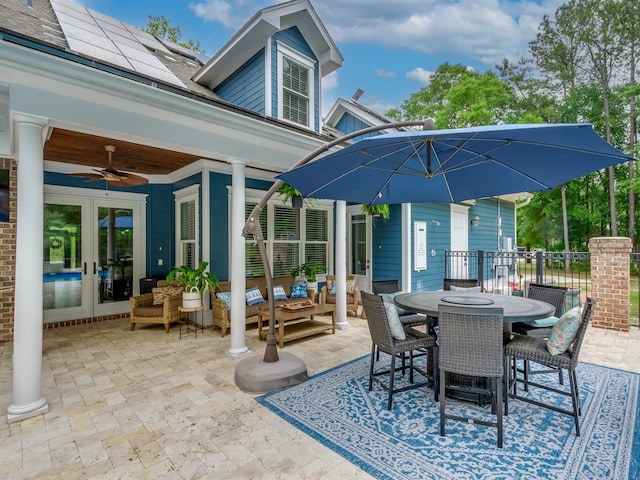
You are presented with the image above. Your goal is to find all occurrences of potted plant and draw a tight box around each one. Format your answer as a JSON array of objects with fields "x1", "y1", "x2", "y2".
[
  {"x1": 361, "y1": 203, "x2": 390, "y2": 219},
  {"x1": 508, "y1": 280, "x2": 522, "y2": 296},
  {"x1": 167, "y1": 261, "x2": 219, "y2": 308},
  {"x1": 277, "y1": 182, "x2": 317, "y2": 208},
  {"x1": 291, "y1": 261, "x2": 325, "y2": 292}
]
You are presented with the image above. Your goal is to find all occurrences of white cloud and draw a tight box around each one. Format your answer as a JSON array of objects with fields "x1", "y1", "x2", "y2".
[
  {"x1": 375, "y1": 68, "x2": 396, "y2": 79},
  {"x1": 406, "y1": 68, "x2": 433, "y2": 86},
  {"x1": 189, "y1": 0, "x2": 269, "y2": 28},
  {"x1": 322, "y1": 71, "x2": 339, "y2": 93},
  {"x1": 315, "y1": 0, "x2": 566, "y2": 68}
]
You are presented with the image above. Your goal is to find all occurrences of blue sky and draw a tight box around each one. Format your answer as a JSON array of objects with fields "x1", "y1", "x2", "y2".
[{"x1": 79, "y1": 0, "x2": 565, "y2": 116}]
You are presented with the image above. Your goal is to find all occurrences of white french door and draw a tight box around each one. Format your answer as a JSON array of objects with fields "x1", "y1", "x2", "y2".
[
  {"x1": 43, "y1": 186, "x2": 146, "y2": 323},
  {"x1": 450, "y1": 204, "x2": 470, "y2": 278}
]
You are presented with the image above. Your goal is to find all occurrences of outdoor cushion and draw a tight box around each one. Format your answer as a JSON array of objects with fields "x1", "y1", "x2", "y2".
[
  {"x1": 384, "y1": 301, "x2": 406, "y2": 340},
  {"x1": 380, "y1": 291, "x2": 411, "y2": 316},
  {"x1": 246, "y1": 286, "x2": 266, "y2": 306},
  {"x1": 524, "y1": 316, "x2": 559, "y2": 328},
  {"x1": 152, "y1": 285, "x2": 182, "y2": 305},
  {"x1": 272, "y1": 285, "x2": 288, "y2": 301},
  {"x1": 449, "y1": 285, "x2": 482, "y2": 292},
  {"x1": 291, "y1": 283, "x2": 308, "y2": 299},
  {"x1": 216, "y1": 291, "x2": 232, "y2": 310},
  {"x1": 327, "y1": 278, "x2": 357, "y2": 295},
  {"x1": 546, "y1": 306, "x2": 582, "y2": 355}
]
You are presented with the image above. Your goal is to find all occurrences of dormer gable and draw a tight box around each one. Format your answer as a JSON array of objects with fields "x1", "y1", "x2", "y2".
[{"x1": 193, "y1": 0, "x2": 342, "y2": 134}]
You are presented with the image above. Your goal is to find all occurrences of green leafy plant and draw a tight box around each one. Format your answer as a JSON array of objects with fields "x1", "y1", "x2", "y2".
[
  {"x1": 277, "y1": 182, "x2": 317, "y2": 208},
  {"x1": 291, "y1": 262, "x2": 325, "y2": 282},
  {"x1": 166, "y1": 261, "x2": 219, "y2": 295},
  {"x1": 361, "y1": 203, "x2": 390, "y2": 219}
]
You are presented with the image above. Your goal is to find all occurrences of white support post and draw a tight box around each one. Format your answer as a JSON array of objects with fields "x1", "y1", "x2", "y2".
[
  {"x1": 8, "y1": 114, "x2": 49, "y2": 423},
  {"x1": 335, "y1": 200, "x2": 349, "y2": 329}
]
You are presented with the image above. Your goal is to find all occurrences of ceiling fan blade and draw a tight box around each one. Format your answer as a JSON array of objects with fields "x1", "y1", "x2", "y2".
[
  {"x1": 66, "y1": 145, "x2": 148, "y2": 186},
  {"x1": 114, "y1": 172, "x2": 149, "y2": 186}
]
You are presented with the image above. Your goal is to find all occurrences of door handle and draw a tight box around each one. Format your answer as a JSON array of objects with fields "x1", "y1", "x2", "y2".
[
  {"x1": 83, "y1": 262, "x2": 87, "y2": 275},
  {"x1": 93, "y1": 262, "x2": 97, "y2": 274}
]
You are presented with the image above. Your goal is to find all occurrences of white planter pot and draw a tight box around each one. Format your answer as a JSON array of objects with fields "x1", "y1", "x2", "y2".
[{"x1": 182, "y1": 287, "x2": 202, "y2": 309}]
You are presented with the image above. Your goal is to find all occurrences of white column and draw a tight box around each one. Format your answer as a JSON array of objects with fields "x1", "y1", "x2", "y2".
[
  {"x1": 335, "y1": 200, "x2": 349, "y2": 329},
  {"x1": 8, "y1": 114, "x2": 49, "y2": 423},
  {"x1": 227, "y1": 160, "x2": 250, "y2": 357},
  {"x1": 402, "y1": 203, "x2": 412, "y2": 292}
]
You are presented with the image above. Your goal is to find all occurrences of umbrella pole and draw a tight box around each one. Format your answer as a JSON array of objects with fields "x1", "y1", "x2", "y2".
[{"x1": 235, "y1": 119, "x2": 432, "y2": 392}]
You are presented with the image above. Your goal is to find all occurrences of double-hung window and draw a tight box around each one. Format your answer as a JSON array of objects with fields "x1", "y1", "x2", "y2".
[
  {"x1": 174, "y1": 186, "x2": 199, "y2": 269},
  {"x1": 245, "y1": 189, "x2": 331, "y2": 278},
  {"x1": 277, "y1": 42, "x2": 315, "y2": 129}
]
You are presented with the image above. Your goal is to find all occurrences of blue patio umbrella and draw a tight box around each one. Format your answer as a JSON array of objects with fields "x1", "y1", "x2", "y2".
[{"x1": 277, "y1": 123, "x2": 635, "y2": 204}]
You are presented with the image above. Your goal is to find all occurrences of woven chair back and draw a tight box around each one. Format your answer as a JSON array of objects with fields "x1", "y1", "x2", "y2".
[
  {"x1": 438, "y1": 304, "x2": 504, "y2": 378},
  {"x1": 372, "y1": 280, "x2": 400, "y2": 294},
  {"x1": 361, "y1": 291, "x2": 395, "y2": 352},
  {"x1": 527, "y1": 283, "x2": 568, "y2": 316},
  {"x1": 443, "y1": 278, "x2": 480, "y2": 291},
  {"x1": 566, "y1": 298, "x2": 596, "y2": 368}
]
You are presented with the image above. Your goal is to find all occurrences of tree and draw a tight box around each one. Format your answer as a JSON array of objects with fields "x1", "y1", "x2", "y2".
[{"x1": 144, "y1": 15, "x2": 205, "y2": 54}]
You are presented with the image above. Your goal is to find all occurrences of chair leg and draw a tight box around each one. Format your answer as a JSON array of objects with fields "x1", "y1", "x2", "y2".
[
  {"x1": 433, "y1": 346, "x2": 439, "y2": 402},
  {"x1": 369, "y1": 344, "x2": 375, "y2": 391},
  {"x1": 388, "y1": 353, "x2": 397, "y2": 410},
  {"x1": 503, "y1": 355, "x2": 510, "y2": 416},
  {"x1": 572, "y1": 369, "x2": 582, "y2": 416},
  {"x1": 439, "y1": 369, "x2": 446, "y2": 437},
  {"x1": 495, "y1": 377, "x2": 503, "y2": 449},
  {"x1": 569, "y1": 369, "x2": 581, "y2": 436}
]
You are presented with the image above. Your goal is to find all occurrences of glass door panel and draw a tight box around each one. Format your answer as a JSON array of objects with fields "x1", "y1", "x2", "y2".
[
  {"x1": 97, "y1": 207, "x2": 133, "y2": 303},
  {"x1": 348, "y1": 209, "x2": 371, "y2": 294}
]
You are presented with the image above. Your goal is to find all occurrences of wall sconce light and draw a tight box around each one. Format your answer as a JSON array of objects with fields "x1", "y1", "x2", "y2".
[
  {"x1": 432, "y1": 220, "x2": 440, "y2": 226},
  {"x1": 470, "y1": 215, "x2": 480, "y2": 227}
]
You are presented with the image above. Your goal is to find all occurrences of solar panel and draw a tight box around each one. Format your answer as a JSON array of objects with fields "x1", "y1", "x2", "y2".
[{"x1": 50, "y1": 0, "x2": 186, "y2": 88}]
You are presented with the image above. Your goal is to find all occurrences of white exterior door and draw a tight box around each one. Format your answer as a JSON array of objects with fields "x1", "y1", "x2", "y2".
[
  {"x1": 347, "y1": 206, "x2": 371, "y2": 295},
  {"x1": 450, "y1": 204, "x2": 470, "y2": 278}
]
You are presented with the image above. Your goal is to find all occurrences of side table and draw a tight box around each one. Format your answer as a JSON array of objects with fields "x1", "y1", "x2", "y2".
[{"x1": 178, "y1": 305, "x2": 205, "y2": 339}]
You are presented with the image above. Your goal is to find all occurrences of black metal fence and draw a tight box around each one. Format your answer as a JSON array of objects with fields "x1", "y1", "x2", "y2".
[{"x1": 443, "y1": 249, "x2": 639, "y2": 324}]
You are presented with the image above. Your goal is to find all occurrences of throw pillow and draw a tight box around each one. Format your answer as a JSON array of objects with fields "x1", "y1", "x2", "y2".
[
  {"x1": 524, "y1": 316, "x2": 559, "y2": 328},
  {"x1": 216, "y1": 291, "x2": 232, "y2": 310},
  {"x1": 450, "y1": 285, "x2": 482, "y2": 292},
  {"x1": 329, "y1": 282, "x2": 337, "y2": 295},
  {"x1": 380, "y1": 291, "x2": 410, "y2": 316},
  {"x1": 384, "y1": 301, "x2": 406, "y2": 340},
  {"x1": 291, "y1": 283, "x2": 308, "y2": 299},
  {"x1": 152, "y1": 285, "x2": 183, "y2": 305},
  {"x1": 546, "y1": 306, "x2": 582, "y2": 355},
  {"x1": 272, "y1": 284, "x2": 288, "y2": 301},
  {"x1": 245, "y1": 286, "x2": 266, "y2": 306}
]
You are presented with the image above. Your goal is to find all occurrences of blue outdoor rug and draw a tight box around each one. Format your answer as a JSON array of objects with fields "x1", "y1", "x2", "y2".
[{"x1": 257, "y1": 355, "x2": 640, "y2": 479}]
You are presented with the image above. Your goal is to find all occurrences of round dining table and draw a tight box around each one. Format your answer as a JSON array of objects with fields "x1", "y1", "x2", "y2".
[{"x1": 394, "y1": 291, "x2": 555, "y2": 323}]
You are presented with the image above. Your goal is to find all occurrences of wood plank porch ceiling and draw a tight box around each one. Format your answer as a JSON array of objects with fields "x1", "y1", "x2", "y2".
[{"x1": 44, "y1": 129, "x2": 205, "y2": 175}]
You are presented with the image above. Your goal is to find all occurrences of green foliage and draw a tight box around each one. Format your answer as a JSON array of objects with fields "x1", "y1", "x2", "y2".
[
  {"x1": 166, "y1": 261, "x2": 219, "y2": 295},
  {"x1": 143, "y1": 15, "x2": 205, "y2": 54},
  {"x1": 360, "y1": 204, "x2": 390, "y2": 219},
  {"x1": 290, "y1": 262, "x2": 325, "y2": 282}
]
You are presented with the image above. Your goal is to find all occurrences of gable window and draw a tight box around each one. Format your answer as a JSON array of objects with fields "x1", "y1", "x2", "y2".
[
  {"x1": 277, "y1": 42, "x2": 315, "y2": 129},
  {"x1": 174, "y1": 186, "x2": 199, "y2": 269}
]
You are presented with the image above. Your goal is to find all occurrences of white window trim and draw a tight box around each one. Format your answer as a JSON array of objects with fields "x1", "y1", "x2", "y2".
[
  {"x1": 238, "y1": 187, "x2": 334, "y2": 275},
  {"x1": 173, "y1": 185, "x2": 200, "y2": 268},
  {"x1": 276, "y1": 40, "x2": 315, "y2": 131}
]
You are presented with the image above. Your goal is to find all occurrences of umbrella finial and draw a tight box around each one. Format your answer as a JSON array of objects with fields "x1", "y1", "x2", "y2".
[{"x1": 423, "y1": 118, "x2": 435, "y2": 130}]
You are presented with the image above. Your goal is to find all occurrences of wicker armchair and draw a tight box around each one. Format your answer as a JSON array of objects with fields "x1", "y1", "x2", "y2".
[
  {"x1": 320, "y1": 275, "x2": 360, "y2": 317},
  {"x1": 129, "y1": 280, "x2": 183, "y2": 333},
  {"x1": 361, "y1": 291, "x2": 438, "y2": 410},
  {"x1": 438, "y1": 304, "x2": 506, "y2": 448},
  {"x1": 504, "y1": 298, "x2": 596, "y2": 436}
]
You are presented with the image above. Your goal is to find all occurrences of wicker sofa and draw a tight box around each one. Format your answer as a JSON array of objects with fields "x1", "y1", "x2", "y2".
[
  {"x1": 211, "y1": 275, "x2": 316, "y2": 337},
  {"x1": 129, "y1": 280, "x2": 182, "y2": 333}
]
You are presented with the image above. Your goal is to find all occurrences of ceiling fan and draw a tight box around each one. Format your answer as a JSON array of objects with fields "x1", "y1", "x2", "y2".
[{"x1": 69, "y1": 145, "x2": 148, "y2": 186}]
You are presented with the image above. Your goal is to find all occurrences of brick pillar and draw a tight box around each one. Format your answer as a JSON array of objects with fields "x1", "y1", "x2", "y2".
[{"x1": 588, "y1": 236, "x2": 632, "y2": 331}]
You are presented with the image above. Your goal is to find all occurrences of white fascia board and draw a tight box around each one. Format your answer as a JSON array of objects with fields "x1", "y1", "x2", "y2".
[{"x1": 3, "y1": 41, "x2": 326, "y2": 173}]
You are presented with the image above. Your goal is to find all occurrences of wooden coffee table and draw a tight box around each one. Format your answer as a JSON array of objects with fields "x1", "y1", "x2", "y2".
[{"x1": 257, "y1": 303, "x2": 336, "y2": 348}]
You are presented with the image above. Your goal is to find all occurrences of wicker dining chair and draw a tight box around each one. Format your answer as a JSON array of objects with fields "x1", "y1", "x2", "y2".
[
  {"x1": 437, "y1": 304, "x2": 506, "y2": 448},
  {"x1": 361, "y1": 291, "x2": 438, "y2": 410},
  {"x1": 443, "y1": 278, "x2": 485, "y2": 292},
  {"x1": 371, "y1": 279, "x2": 401, "y2": 294},
  {"x1": 512, "y1": 283, "x2": 568, "y2": 387},
  {"x1": 372, "y1": 279, "x2": 426, "y2": 327},
  {"x1": 512, "y1": 283, "x2": 568, "y2": 338},
  {"x1": 504, "y1": 298, "x2": 596, "y2": 437}
]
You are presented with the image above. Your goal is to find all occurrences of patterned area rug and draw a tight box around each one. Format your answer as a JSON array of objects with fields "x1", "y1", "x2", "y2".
[{"x1": 257, "y1": 355, "x2": 640, "y2": 479}]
